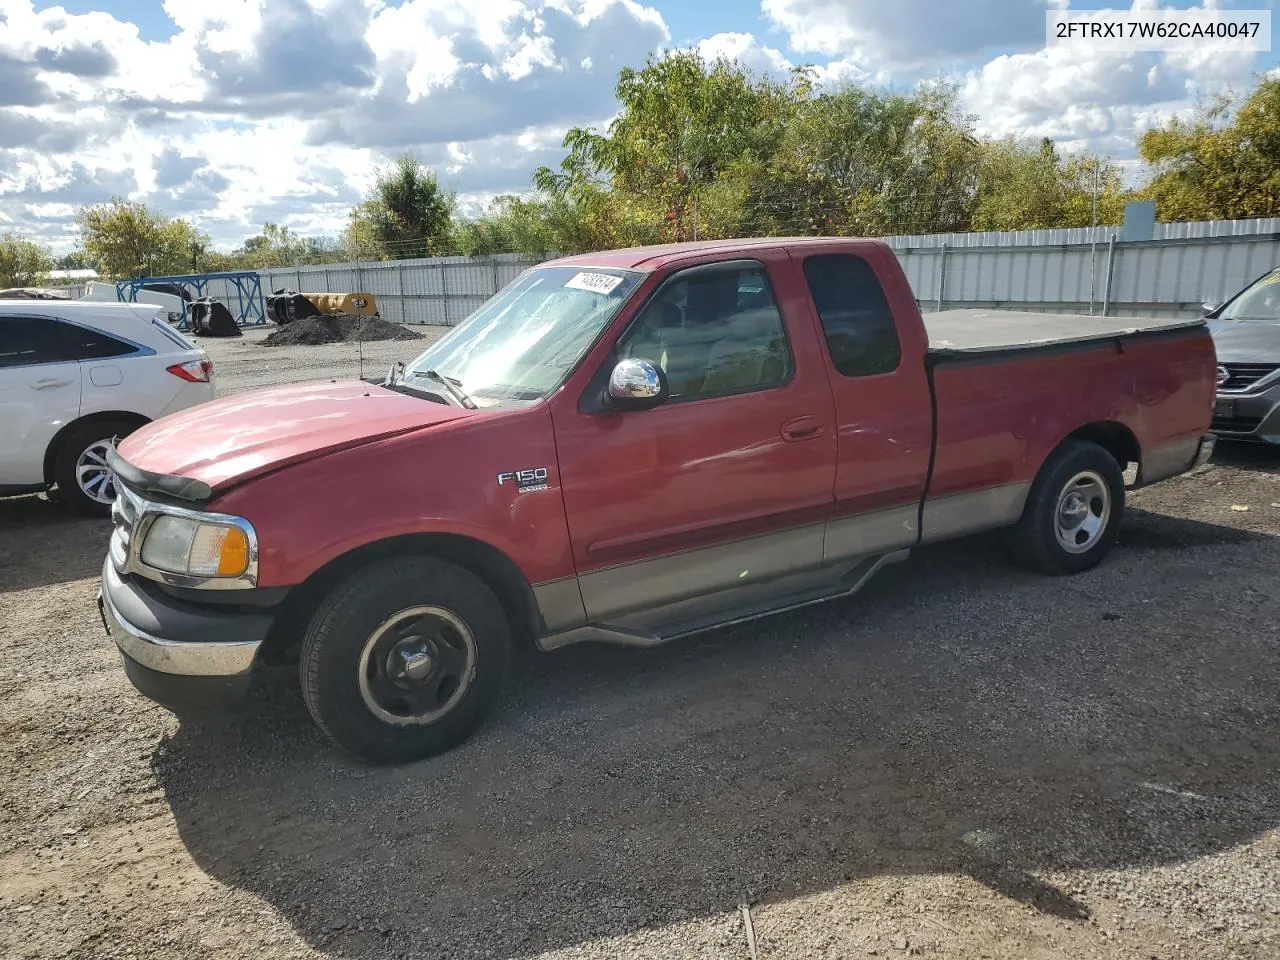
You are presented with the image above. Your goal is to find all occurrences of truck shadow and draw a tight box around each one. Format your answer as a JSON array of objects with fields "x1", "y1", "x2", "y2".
[{"x1": 150, "y1": 521, "x2": 1280, "y2": 959}]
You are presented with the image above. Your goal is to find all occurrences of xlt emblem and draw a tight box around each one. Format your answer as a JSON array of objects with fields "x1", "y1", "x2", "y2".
[{"x1": 497, "y1": 467, "x2": 549, "y2": 492}]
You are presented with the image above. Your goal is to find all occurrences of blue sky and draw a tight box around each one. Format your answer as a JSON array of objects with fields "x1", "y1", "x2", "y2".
[{"x1": 3, "y1": 0, "x2": 1277, "y2": 249}]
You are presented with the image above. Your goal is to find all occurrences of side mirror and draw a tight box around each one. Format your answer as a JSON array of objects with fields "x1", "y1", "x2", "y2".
[
  {"x1": 1202, "y1": 300, "x2": 1220, "y2": 315},
  {"x1": 605, "y1": 357, "x2": 669, "y2": 411}
]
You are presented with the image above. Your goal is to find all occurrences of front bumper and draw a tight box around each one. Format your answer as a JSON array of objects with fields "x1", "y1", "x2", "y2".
[
  {"x1": 98, "y1": 559, "x2": 273, "y2": 711},
  {"x1": 1211, "y1": 380, "x2": 1280, "y2": 444}
]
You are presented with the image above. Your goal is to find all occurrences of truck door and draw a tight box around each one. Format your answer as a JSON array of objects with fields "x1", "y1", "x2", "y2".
[
  {"x1": 548, "y1": 252, "x2": 838, "y2": 625},
  {"x1": 792, "y1": 248, "x2": 935, "y2": 561}
]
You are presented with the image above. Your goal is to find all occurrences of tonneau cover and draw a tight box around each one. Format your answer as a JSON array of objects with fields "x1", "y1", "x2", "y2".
[{"x1": 925, "y1": 308, "x2": 1205, "y2": 358}]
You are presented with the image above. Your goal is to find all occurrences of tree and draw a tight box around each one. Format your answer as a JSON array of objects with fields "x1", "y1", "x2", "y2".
[
  {"x1": 75, "y1": 199, "x2": 210, "y2": 279},
  {"x1": 347, "y1": 154, "x2": 457, "y2": 258},
  {"x1": 236, "y1": 222, "x2": 310, "y2": 268},
  {"x1": 743, "y1": 80, "x2": 984, "y2": 237},
  {"x1": 972, "y1": 138, "x2": 1130, "y2": 231},
  {"x1": 536, "y1": 52, "x2": 803, "y2": 243},
  {"x1": 0, "y1": 233, "x2": 53, "y2": 288},
  {"x1": 1139, "y1": 77, "x2": 1280, "y2": 221},
  {"x1": 53, "y1": 250, "x2": 92, "y2": 271}
]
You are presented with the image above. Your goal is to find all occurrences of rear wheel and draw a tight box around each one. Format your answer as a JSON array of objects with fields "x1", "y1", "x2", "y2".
[
  {"x1": 299, "y1": 557, "x2": 511, "y2": 764},
  {"x1": 53, "y1": 418, "x2": 140, "y2": 516},
  {"x1": 1009, "y1": 439, "x2": 1124, "y2": 575}
]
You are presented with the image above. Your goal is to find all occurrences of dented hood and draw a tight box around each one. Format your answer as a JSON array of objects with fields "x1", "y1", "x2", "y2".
[{"x1": 117, "y1": 380, "x2": 471, "y2": 493}]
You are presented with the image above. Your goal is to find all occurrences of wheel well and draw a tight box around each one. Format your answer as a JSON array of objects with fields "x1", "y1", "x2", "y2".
[
  {"x1": 258, "y1": 533, "x2": 542, "y2": 664},
  {"x1": 43, "y1": 411, "x2": 150, "y2": 486},
  {"x1": 1065, "y1": 421, "x2": 1140, "y2": 473}
]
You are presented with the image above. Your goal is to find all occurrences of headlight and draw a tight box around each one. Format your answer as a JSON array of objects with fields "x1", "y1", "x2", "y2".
[{"x1": 140, "y1": 515, "x2": 253, "y2": 580}]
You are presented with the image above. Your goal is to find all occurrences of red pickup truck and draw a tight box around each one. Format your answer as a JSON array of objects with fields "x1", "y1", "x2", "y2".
[{"x1": 98, "y1": 237, "x2": 1217, "y2": 763}]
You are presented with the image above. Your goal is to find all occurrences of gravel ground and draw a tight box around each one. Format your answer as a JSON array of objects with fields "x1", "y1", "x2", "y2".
[{"x1": 1, "y1": 325, "x2": 1279, "y2": 960}]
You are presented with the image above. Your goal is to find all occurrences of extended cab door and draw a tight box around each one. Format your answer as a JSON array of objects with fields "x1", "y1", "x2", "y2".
[
  {"x1": 791, "y1": 247, "x2": 934, "y2": 561},
  {"x1": 0, "y1": 315, "x2": 84, "y2": 487},
  {"x1": 548, "y1": 252, "x2": 838, "y2": 629}
]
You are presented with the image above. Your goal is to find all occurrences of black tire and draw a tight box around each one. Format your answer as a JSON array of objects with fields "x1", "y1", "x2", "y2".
[
  {"x1": 53, "y1": 418, "x2": 140, "y2": 517},
  {"x1": 299, "y1": 557, "x2": 511, "y2": 764},
  {"x1": 1009, "y1": 439, "x2": 1125, "y2": 575}
]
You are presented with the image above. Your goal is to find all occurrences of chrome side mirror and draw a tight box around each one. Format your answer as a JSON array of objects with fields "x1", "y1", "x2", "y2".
[
  {"x1": 1202, "y1": 300, "x2": 1220, "y2": 314},
  {"x1": 605, "y1": 357, "x2": 669, "y2": 411}
]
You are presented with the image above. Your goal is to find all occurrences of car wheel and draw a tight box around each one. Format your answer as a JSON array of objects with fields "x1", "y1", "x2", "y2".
[
  {"x1": 53, "y1": 419, "x2": 139, "y2": 517},
  {"x1": 1009, "y1": 439, "x2": 1125, "y2": 575},
  {"x1": 299, "y1": 556, "x2": 511, "y2": 764}
]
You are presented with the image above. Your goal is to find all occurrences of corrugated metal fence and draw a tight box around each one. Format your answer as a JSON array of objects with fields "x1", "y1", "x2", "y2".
[
  {"x1": 185, "y1": 217, "x2": 1280, "y2": 326},
  {"x1": 253, "y1": 254, "x2": 543, "y2": 325},
  {"x1": 895, "y1": 232, "x2": 1280, "y2": 319}
]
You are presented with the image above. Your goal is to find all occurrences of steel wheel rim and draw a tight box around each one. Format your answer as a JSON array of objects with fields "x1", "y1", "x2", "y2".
[
  {"x1": 357, "y1": 605, "x2": 478, "y2": 726},
  {"x1": 76, "y1": 439, "x2": 118, "y2": 504},
  {"x1": 1054, "y1": 469, "x2": 1110, "y2": 554}
]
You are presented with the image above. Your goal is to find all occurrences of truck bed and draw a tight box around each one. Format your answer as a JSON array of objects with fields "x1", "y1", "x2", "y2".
[{"x1": 924, "y1": 308, "x2": 1205, "y2": 359}]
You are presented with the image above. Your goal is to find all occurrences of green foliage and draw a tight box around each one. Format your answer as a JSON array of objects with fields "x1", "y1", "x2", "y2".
[
  {"x1": 347, "y1": 153, "x2": 457, "y2": 258},
  {"x1": 0, "y1": 233, "x2": 53, "y2": 288},
  {"x1": 1139, "y1": 78, "x2": 1280, "y2": 220},
  {"x1": 75, "y1": 199, "x2": 210, "y2": 279},
  {"x1": 229, "y1": 222, "x2": 340, "y2": 268},
  {"x1": 53, "y1": 250, "x2": 92, "y2": 271},
  {"x1": 89, "y1": 62, "x2": 1280, "y2": 268},
  {"x1": 973, "y1": 138, "x2": 1131, "y2": 230}
]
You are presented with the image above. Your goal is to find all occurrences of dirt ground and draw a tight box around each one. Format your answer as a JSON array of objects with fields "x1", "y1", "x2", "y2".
[{"x1": 1, "y1": 326, "x2": 1279, "y2": 960}]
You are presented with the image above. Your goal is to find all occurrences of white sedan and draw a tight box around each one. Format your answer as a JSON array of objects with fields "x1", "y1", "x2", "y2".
[{"x1": 0, "y1": 300, "x2": 216, "y2": 515}]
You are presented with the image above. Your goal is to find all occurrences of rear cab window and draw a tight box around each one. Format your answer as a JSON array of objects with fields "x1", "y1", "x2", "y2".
[{"x1": 802, "y1": 253, "x2": 902, "y2": 377}]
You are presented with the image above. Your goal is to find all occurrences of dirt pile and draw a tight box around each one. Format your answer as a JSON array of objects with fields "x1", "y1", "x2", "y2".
[{"x1": 262, "y1": 314, "x2": 423, "y2": 347}]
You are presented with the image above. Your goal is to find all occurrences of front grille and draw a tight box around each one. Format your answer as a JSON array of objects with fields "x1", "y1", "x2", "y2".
[
  {"x1": 1218, "y1": 363, "x2": 1278, "y2": 393},
  {"x1": 1212, "y1": 414, "x2": 1264, "y2": 434},
  {"x1": 109, "y1": 484, "x2": 141, "y2": 571}
]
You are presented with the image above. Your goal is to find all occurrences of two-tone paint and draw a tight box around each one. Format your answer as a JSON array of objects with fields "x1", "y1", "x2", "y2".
[{"x1": 112, "y1": 237, "x2": 1215, "y2": 662}]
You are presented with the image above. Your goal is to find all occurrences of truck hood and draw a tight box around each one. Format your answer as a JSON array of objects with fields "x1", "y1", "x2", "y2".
[
  {"x1": 117, "y1": 380, "x2": 471, "y2": 493},
  {"x1": 1208, "y1": 318, "x2": 1280, "y2": 364}
]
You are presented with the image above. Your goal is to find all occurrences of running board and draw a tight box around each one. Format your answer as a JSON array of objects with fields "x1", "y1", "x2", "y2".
[{"x1": 537, "y1": 550, "x2": 909, "y2": 652}]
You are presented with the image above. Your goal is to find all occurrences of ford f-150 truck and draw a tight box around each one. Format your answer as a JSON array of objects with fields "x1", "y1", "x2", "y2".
[{"x1": 98, "y1": 237, "x2": 1217, "y2": 764}]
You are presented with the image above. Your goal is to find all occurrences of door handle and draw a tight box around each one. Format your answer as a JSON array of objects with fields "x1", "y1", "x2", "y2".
[
  {"x1": 32, "y1": 378, "x2": 73, "y2": 389},
  {"x1": 781, "y1": 416, "x2": 824, "y2": 442}
]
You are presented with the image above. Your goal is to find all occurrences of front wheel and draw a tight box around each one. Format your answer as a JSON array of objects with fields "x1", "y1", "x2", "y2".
[
  {"x1": 299, "y1": 557, "x2": 511, "y2": 764},
  {"x1": 1009, "y1": 439, "x2": 1125, "y2": 575}
]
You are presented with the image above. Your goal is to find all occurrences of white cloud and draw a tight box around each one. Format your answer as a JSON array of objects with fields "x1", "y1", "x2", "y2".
[
  {"x1": 695, "y1": 33, "x2": 793, "y2": 76},
  {"x1": 0, "y1": 0, "x2": 1274, "y2": 251},
  {"x1": 959, "y1": 3, "x2": 1261, "y2": 159},
  {"x1": 0, "y1": 0, "x2": 670, "y2": 247},
  {"x1": 762, "y1": 0, "x2": 1047, "y2": 67}
]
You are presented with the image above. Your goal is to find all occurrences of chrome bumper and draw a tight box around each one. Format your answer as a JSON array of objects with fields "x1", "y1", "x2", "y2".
[
  {"x1": 98, "y1": 587, "x2": 260, "y2": 676},
  {"x1": 97, "y1": 559, "x2": 267, "y2": 678}
]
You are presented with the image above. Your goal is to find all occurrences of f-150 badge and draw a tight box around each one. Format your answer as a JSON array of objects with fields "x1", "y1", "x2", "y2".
[{"x1": 497, "y1": 467, "x2": 549, "y2": 492}]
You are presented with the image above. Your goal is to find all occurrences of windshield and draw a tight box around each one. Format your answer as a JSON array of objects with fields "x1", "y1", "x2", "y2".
[
  {"x1": 1219, "y1": 269, "x2": 1280, "y2": 322},
  {"x1": 403, "y1": 265, "x2": 644, "y2": 406}
]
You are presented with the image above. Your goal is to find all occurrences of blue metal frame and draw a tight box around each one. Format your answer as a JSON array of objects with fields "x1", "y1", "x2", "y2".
[{"x1": 116, "y1": 272, "x2": 267, "y2": 330}]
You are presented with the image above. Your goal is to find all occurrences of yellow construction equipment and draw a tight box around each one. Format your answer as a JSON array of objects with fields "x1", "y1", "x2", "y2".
[{"x1": 303, "y1": 292, "x2": 379, "y2": 317}]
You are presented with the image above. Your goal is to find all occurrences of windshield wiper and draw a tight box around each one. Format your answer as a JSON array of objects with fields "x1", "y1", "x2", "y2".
[{"x1": 418, "y1": 369, "x2": 477, "y2": 410}]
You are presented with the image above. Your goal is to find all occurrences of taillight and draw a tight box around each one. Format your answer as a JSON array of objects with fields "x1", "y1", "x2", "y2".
[{"x1": 167, "y1": 359, "x2": 213, "y2": 382}]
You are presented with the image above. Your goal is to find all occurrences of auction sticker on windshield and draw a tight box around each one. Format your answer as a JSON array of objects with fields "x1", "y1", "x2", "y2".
[{"x1": 564, "y1": 272, "x2": 624, "y2": 295}]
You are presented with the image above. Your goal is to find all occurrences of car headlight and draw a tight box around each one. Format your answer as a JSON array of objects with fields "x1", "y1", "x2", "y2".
[{"x1": 139, "y1": 514, "x2": 253, "y2": 581}]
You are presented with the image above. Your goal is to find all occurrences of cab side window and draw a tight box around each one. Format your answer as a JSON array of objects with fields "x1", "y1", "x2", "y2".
[
  {"x1": 802, "y1": 254, "x2": 901, "y2": 377},
  {"x1": 617, "y1": 264, "x2": 791, "y2": 401}
]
